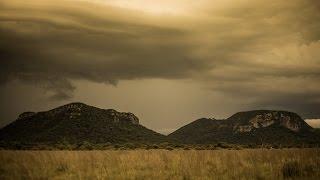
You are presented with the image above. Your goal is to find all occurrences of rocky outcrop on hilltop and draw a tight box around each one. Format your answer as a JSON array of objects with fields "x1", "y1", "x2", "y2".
[
  {"x1": 229, "y1": 110, "x2": 312, "y2": 133},
  {"x1": 0, "y1": 102, "x2": 165, "y2": 145},
  {"x1": 169, "y1": 110, "x2": 317, "y2": 145}
]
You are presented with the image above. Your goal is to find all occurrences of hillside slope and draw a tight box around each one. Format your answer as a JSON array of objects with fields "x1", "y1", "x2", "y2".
[
  {"x1": 169, "y1": 110, "x2": 319, "y2": 145},
  {"x1": 0, "y1": 103, "x2": 167, "y2": 145}
]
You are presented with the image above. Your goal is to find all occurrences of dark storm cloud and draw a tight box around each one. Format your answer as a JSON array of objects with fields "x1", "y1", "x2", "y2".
[
  {"x1": 0, "y1": 0, "x2": 212, "y2": 99},
  {"x1": 0, "y1": 0, "x2": 320, "y2": 117}
]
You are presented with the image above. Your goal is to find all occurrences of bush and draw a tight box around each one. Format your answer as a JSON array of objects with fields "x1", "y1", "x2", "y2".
[
  {"x1": 216, "y1": 142, "x2": 231, "y2": 149},
  {"x1": 78, "y1": 141, "x2": 94, "y2": 150},
  {"x1": 152, "y1": 144, "x2": 159, "y2": 149},
  {"x1": 123, "y1": 143, "x2": 137, "y2": 149},
  {"x1": 165, "y1": 147, "x2": 174, "y2": 151},
  {"x1": 173, "y1": 144, "x2": 183, "y2": 148}
]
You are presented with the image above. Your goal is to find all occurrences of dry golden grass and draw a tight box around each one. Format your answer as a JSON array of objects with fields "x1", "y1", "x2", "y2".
[{"x1": 0, "y1": 149, "x2": 319, "y2": 179}]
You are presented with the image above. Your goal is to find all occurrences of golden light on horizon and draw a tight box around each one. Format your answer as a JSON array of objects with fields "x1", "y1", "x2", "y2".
[
  {"x1": 81, "y1": 0, "x2": 190, "y2": 15},
  {"x1": 111, "y1": 1, "x2": 183, "y2": 15}
]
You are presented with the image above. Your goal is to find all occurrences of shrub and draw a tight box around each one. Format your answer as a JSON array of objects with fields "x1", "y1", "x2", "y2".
[
  {"x1": 173, "y1": 144, "x2": 183, "y2": 148},
  {"x1": 152, "y1": 144, "x2": 159, "y2": 149},
  {"x1": 216, "y1": 142, "x2": 231, "y2": 149},
  {"x1": 78, "y1": 141, "x2": 94, "y2": 150},
  {"x1": 123, "y1": 143, "x2": 137, "y2": 149},
  {"x1": 165, "y1": 147, "x2": 174, "y2": 151}
]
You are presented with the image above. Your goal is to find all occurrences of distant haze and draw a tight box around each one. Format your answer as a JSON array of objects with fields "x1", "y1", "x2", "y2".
[
  {"x1": 1, "y1": 0, "x2": 320, "y2": 133},
  {"x1": 305, "y1": 119, "x2": 320, "y2": 129}
]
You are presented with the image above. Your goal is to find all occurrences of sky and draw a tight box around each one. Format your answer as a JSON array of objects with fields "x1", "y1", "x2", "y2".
[{"x1": 1, "y1": 0, "x2": 320, "y2": 134}]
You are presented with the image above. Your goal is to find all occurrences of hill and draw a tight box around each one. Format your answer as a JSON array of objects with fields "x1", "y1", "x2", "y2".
[
  {"x1": 1, "y1": 106, "x2": 319, "y2": 149},
  {"x1": 169, "y1": 110, "x2": 319, "y2": 146},
  {"x1": 0, "y1": 103, "x2": 167, "y2": 148}
]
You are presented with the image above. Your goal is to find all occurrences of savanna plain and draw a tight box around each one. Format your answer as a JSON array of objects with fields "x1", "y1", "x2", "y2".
[{"x1": 1, "y1": 149, "x2": 320, "y2": 180}]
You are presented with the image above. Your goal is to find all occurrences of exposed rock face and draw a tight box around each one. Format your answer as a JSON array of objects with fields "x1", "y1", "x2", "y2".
[
  {"x1": 169, "y1": 110, "x2": 317, "y2": 145},
  {"x1": 249, "y1": 114, "x2": 275, "y2": 128},
  {"x1": 18, "y1": 112, "x2": 36, "y2": 119},
  {"x1": 232, "y1": 111, "x2": 311, "y2": 133},
  {"x1": 40, "y1": 102, "x2": 140, "y2": 125},
  {"x1": 236, "y1": 125, "x2": 253, "y2": 133},
  {"x1": 107, "y1": 109, "x2": 139, "y2": 124},
  {"x1": 15, "y1": 102, "x2": 140, "y2": 125},
  {"x1": 120, "y1": 113, "x2": 139, "y2": 125}
]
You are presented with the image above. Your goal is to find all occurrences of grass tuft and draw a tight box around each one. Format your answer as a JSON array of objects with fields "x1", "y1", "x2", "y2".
[{"x1": 282, "y1": 161, "x2": 300, "y2": 178}]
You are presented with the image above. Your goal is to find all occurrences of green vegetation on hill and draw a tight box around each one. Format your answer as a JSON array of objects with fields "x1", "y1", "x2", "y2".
[
  {"x1": 169, "y1": 110, "x2": 320, "y2": 146},
  {"x1": 0, "y1": 103, "x2": 167, "y2": 148},
  {"x1": 1, "y1": 104, "x2": 319, "y2": 150}
]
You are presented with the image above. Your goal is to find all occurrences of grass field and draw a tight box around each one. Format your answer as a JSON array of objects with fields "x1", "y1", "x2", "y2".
[{"x1": 0, "y1": 149, "x2": 320, "y2": 179}]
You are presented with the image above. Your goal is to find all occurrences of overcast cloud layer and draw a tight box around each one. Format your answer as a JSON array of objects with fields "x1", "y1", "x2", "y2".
[{"x1": 1, "y1": 0, "x2": 320, "y2": 131}]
